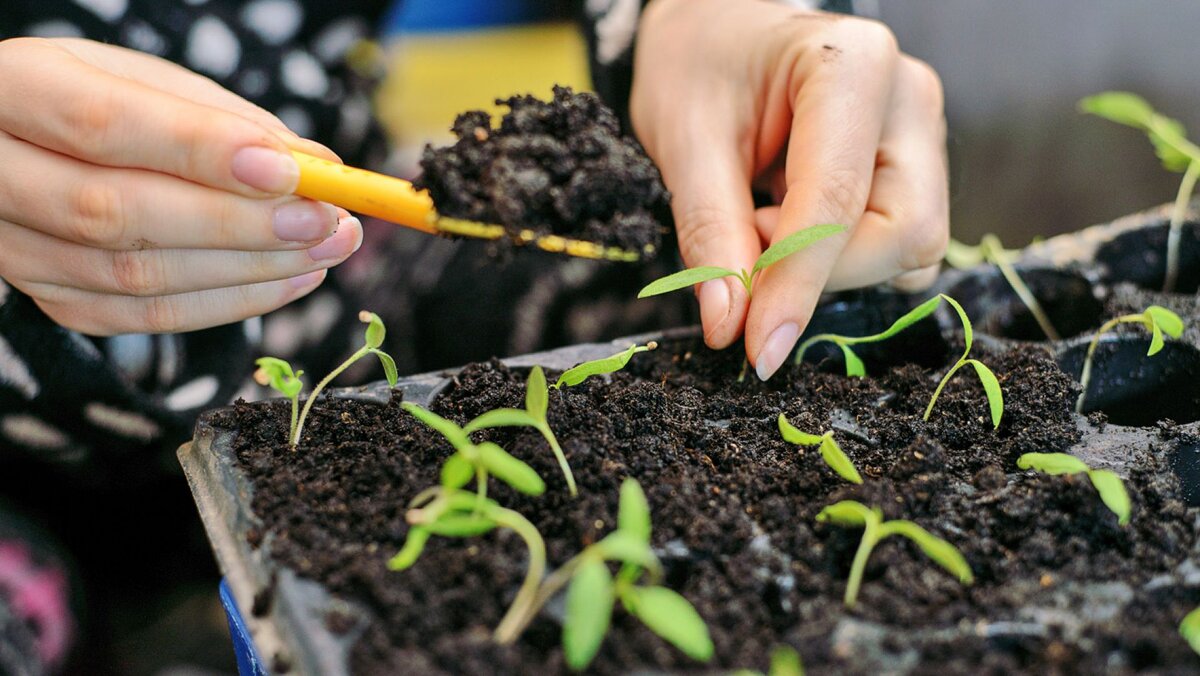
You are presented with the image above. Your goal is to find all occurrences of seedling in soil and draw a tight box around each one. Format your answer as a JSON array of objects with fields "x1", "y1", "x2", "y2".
[
  {"x1": 1081, "y1": 91, "x2": 1200, "y2": 293},
  {"x1": 1181, "y1": 606, "x2": 1200, "y2": 655},
  {"x1": 793, "y1": 294, "x2": 943, "y2": 375},
  {"x1": 402, "y1": 402, "x2": 545, "y2": 503},
  {"x1": 1016, "y1": 452, "x2": 1132, "y2": 526},
  {"x1": 945, "y1": 234, "x2": 1060, "y2": 341},
  {"x1": 463, "y1": 366, "x2": 577, "y2": 496},
  {"x1": 637, "y1": 224, "x2": 845, "y2": 300},
  {"x1": 495, "y1": 479, "x2": 713, "y2": 670},
  {"x1": 1074, "y1": 305, "x2": 1185, "y2": 414},
  {"x1": 816, "y1": 500, "x2": 974, "y2": 608},
  {"x1": 778, "y1": 414, "x2": 862, "y2": 484},
  {"x1": 924, "y1": 295, "x2": 1004, "y2": 429},
  {"x1": 553, "y1": 342, "x2": 658, "y2": 389},
  {"x1": 731, "y1": 645, "x2": 805, "y2": 676},
  {"x1": 256, "y1": 311, "x2": 398, "y2": 447}
]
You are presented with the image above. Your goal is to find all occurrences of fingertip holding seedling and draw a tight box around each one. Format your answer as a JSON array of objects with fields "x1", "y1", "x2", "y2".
[
  {"x1": 1075, "y1": 305, "x2": 1185, "y2": 414},
  {"x1": 553, "y1": 342, "x2": 658, "y2": 389},
  {"x1": 816, "y1": 500, "x2": 973, "y2": 608},
  {"x1": 1016, "y1": 452, "x2": 1132, "y2": 525},
  {"x1": 778, "y1": 414, "x2": 862, "y2": 484}
]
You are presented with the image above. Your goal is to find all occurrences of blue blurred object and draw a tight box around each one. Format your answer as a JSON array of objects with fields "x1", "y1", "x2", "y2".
[
  {"x1": 220, "y1": 579, "x2": 268, "y2": 676},
  {"x1": 382, "y1": 0, "x2": 561, "y2": 34}
]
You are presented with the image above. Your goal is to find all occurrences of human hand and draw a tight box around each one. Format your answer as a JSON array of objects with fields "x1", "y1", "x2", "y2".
[
  {"x1": 631, "y1": 0, "x2": 949, "y2": 379},
  {"x1": 0, "y1": 38, "x2": 361, "y2": 336}
]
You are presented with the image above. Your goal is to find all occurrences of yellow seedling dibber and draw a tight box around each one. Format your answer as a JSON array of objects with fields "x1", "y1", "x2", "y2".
[{"x1": 291, "y1": 151, "x2": 646, "y2": 262}]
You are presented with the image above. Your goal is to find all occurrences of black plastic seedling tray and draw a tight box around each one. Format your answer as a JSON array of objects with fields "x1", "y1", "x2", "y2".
[{"x1": 179, "y1": 202, "x2": 1200, "y2": 675}]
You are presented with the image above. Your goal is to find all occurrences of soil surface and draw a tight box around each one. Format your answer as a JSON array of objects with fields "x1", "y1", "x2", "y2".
[
  {"x1": 413, "y1": 86, "x2": 669, "y2": 253},
  {"x1": 220, "y1": 334, "x2": 1199, "y2": 675}
]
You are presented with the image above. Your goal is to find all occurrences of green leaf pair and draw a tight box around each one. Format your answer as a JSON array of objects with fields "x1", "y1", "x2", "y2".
[
  {"x1": 637, "y1": 224, "x2": 845, "y2": 300},
  {"x1": 777, "y1": 414, "x2": 862, "y2": 484},
  {"x1": 1080, "y1": 91, "x2": 1199, "y2": 173},
  {"x1": 817, "y1": 499, "x2": 973, "y2": 608},
  {"x1": 553, "y1": 342, "x2": 658, "y2": 389},
  {"x1": 1016, "y1": 452, "x2": 1132, "y2": 526},
  {"x1": 1076, "y1": 305, "x2": 1185, "y2": 414}
]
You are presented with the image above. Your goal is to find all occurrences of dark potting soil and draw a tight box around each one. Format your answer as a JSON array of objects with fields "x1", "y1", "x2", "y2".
[
  {"x1": 221, "y1": 339, "x2": 1198, "y2": 675},
  {"x1": 413, "y1": 86, "x2": 669, "y2": 254}
]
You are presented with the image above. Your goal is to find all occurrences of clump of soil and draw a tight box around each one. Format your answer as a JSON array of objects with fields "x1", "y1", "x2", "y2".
[
  {"x1": 413, "y1": 86, "x2": 669, "y2": 253},
  {"x1": 220, "y1": 336, "x2": 1198, "y2": 675}
]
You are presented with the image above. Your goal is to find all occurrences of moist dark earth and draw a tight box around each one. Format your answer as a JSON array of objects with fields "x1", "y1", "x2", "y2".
[
  {"x1": 220, "y1": 321, "x2": 1200, "y2": 674},
  {"x1": 413, "y1": 86, "x2": 669, "y2": 254}
]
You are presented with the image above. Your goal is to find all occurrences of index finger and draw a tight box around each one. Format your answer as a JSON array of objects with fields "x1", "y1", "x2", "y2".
[{"x1": 746, "y1": 19, "x2": 900, "y2": 380}]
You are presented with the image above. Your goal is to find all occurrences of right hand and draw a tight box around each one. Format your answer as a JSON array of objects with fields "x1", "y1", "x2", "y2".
[{"x1": 0, "y1": 37, "x2": 362, "y2": 335}]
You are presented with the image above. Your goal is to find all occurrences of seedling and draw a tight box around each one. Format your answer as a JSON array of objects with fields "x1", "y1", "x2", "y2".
[
  {"x1": 1081, "y1": 92, "x2": 1200, "y2": 292},
  {"x1": 463, "y1": 366, "x2": 577, "y2": 496},
  {"x1": 494, "y1": 479, "x2": 713, "y2": 670},
  {"x1": 255, "y1": 311, "x2": 398, "y2": 447},
  {"x1": 1016, "y1": 452, "x2": 1131, "y2": 526},
  {"x1": 924, "y1": 295, "x2": 1004, "y2": 429},
  {"x1": 778, "y1": 414, "x2": 862, "y2": 484},
  {"x1": 732, "y1": 646, "x2": 805, "y2": 676},
  {"x1": 816, "y1": 500, "x2": 974, "y2": 608},
  {"x1": 402, "y1": 402, "x2": 546, "y2": 504},
  {"x1": 945, "y1": 235, "x2": 1060, "y2": 341},
  {"x1": 637, "y1": 224, "x2": 845, "y2": 300},
  {"x1": 1074, "y1": 305, "x2": 1184, "y2": 414},
  {"x1": 1181, "y1": 606, "x2": 1200, "y2": 655},
  {"x1": 553, "y1": 342, "x2": 658, "y2": 389},
  {"x1": 793, "y1": 294, "x2": 943, "y2": 374}
]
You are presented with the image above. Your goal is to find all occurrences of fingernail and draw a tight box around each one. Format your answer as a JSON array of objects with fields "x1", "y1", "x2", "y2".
[
  {"x1": 232, "y1": 147, "x2": 299, "y2": 194},
  {"x1": 274, "y1": 200, "x2": 338, "y2": 242},
  {"x1": 307, "y1": 217, "x2": 362, "y2": 261},
  {"x1": 287, "y1": 269, "x2": 326, "y2": 290},
  {"x1": 756, "y1": 322, "x2": 800, "y2": 382},
  {"x1": 699, "y1": 279, "x2": 731, "y2": 338}
]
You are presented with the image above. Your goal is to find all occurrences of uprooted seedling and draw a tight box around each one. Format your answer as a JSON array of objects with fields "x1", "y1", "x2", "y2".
[
  {"x1": 778, "y1": 414, "x2": 862, "y2": 484},
  {"x1": 1016, "y1": 452, "x2": 1131, "y2": 526},
  {"x1": 817, "y1": 500, "x2": 974, "y2": 608},
  {"x1": 552, "y1": 342, "x2": 658, "y2": 389},
  {"x1": 463, "y1": 366, "x2": 577, "y2": 496},
  {"x1": 1081, "y1": 91, "x2": 1200, "y2": 293},
  {"x1": 255, "y1": 311, "x2": 398, "y2": 447},
  {"x1": 924, "y1": 294, "x2": 1005, "y2": 429},
  {"x1": 945, "y1": 234, "x2": 1060, "y2": 341},
  {"x1": 1075, "y1": 305, "x2": 1184, "y2": 414}
]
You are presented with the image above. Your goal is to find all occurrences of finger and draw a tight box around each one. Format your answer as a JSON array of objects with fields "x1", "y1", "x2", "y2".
[
  {"x1": 0, "y1": 38, "x2": 300, "y2": 196},
  {"x1": 889, "y1": 264, "x2": 940, "y2": 292},
  {"x1": 745, "y1": 20, "x2": 900, "y2": 380},
  {"x1": 27, "y1": 270, "x2": 329, "y2": 337},
  {"x1": 0, "y1": 133, "x2": 339, "y2": 250},
  {"x1": 637, "y1": 92, "x2": 761, "y2": 349},
  {"x1": 0, "y1": 216, "x2": 361, "y2": 297}
]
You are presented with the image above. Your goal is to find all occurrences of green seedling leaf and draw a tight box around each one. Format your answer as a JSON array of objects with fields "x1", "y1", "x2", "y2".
[
  {"x1": 940, "y1": 294, "x2": 974, "y2": 353},
  {"x1": 563, "y1": 558, "x2": 615, "y2": 670},
  {"x1": 1079, "y1": 91, "x2": 1157, "y2": 128},
  {"x1": 426, "y1": 514, "x2": 498, "y2": 537},
  {"x1": 1087, "y1": 469, "x2": 1132, "y2": 526},
  {"x1": 880, "y1": 520, "x2": 975, "y2": 584},
  {"x1": 794, "y1": 295, "x2": 942, "y2": 369},
  {"x1": 1145, "y1": 305, "x2": 1185, "y2": 337},
  {"x1": 1081, "y1": 92, "x2": 1194, "y2": 171},
  {"x1": 402, "y1": 402, "x2": 471, "y2": 450},
  {"x1": 840, "y1": 344, "x2": 865, "y2": 377},
  {"x1": 966, "y1": 359, "x2": 1004, "y2": 429},
  {"x1": 371, "y1": 349, "x2": 398, "y2": 387},
  {"x1": 777, "y1": 414, "x2": 823, "y2": 446},
  {"x1": 1017, "y1": 452, "x2": 1089, "y2": 475},
  {"x1": 618, "y1": 478, "x2": 652, "y2": 543},
  {"x1": 751, "y1": 224, "x2": 845, "y2": 273},
  {"x1": 554, "y1": 342, "x2": 657, "y2": 388},
  {"x1": 819, "y1": 434, "x2": 863, "y2": 485},
  {"x1": 526, "y1": 366, "x2": 549, "y2": 420},
  {"x1": 443, "y1": 490, "x2": 502, "y2": 514},
  {"x1": 1149, "y1": 320, "x2": 1165, "y2": 356},
  {"x1": 596, "y1": 531, "x2": 660, "y2": 573},
  {"x1": 463, "y1": 408, "x2": 540, "y2": 433},
  {"x1": 360, "y1": 310, "x2": 386, "y2": 349},
  {"x1": 944, "y1": 238, "x2": 986, "y2": 269},
  {"x1": 388, "y1": 527, "x2": 431, "y2": 571},
  {"x1": 816, "y1": 500, "x2": 877, "y2": 528},
  {"x1": 624, "y1": 586, "x2": 714, "y2": 662},
  {"x1": 254, "y1": 357, "x2": 304, "y2": 398},
  {"x1": 769, "y1": 646, "x2": 805, "y2": 676},
  {"x1": 440, "y1": 453, "x2": 474, "y2": 489},
  {"x1": 476, "y1": 442, "x2": 545, "y2": 496},
  {"x1": 637, "y1": 267, "x2": 737, "y2": 298},
  {"x1": 1180, "y1": 606, "x2": 1200, "y2": 655}
]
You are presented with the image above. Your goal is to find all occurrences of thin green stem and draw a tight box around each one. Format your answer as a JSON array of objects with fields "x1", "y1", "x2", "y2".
[
  {"x1": 1165, "y1": 160, "x2": 1200, "y2": 293},
  {"x1": 924, "y1": 359, "x2": 968, "y2": 421},
  {"x1": 474, "y1": 465, "x2": 488, "y2": 515},
  {"x1": 288, "y1": 396, "x2": 299, "y2": 445},
  {"x1": 982, "y1": 235, "x2": 1060, "y2": 341},
  {"x1": 496, "y1": 551, "x2": 588, "y2": 644},
  {"x1": 738, "y1": 269, "x2": 754, "y2": 299},
  {"x1": 1076, "y1": 315, "x2": 1145, "y2": 414},
  {"x1": 536, "y1": 423, "x2": 577, "y2": 497},
  {"x1": 490, "y1": 508, "x2": 548, "y2": 644},
  {"x1": 291, "y1": 346, "x2": 369, "y2": 446},
  {"x1": 794, "y1": 335, "x2": 839, "y2": 365},
  {"x1": 844, "y1": 519, "x2": 879, "y2": 608}
]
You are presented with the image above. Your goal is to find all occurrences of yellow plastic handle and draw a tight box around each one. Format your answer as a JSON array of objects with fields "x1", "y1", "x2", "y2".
[{"x1": 291, "y1": 151, "x2": 437, "y2": 234}]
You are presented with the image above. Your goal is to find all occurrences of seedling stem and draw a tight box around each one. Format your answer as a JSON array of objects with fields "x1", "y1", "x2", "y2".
[{"x1": 1075, "y1": 306, "x2": 1184, "y2": 414}]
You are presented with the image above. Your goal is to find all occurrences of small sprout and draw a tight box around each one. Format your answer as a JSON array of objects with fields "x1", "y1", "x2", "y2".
[
  {"x1": 778, "y1": 414, "x2": 862, "y2": 484},
  {"x1": 946, "y1": 235, "x2": 1060, "y2": 341},
  {"x1": 1017, "y1": 452, "x2": 1132, "y2": 525},
  {"x1": 1075, "y1": 305, "x2": 1185, "y2": 414},
  {"x1": 1081, "y1": 92, "x2": 1200, "y2": 292},
  {"x1": 1181, "y1": 606, "x2": 1200, "y2": 655},
  {"x1": 259, "y1": 311, "x2": 398, "y2": 447},
  {"x1": 638, "y1": 224, "x2": 845, "y2": 300},
  {"x1": 553, "y1": 342, "x2": 658, "y2": 389},
  {"x1": 794, "y1": 295, "x2": 942, "y2": 374},
  {"x1": 924, "y1": 295, "x2": 1004, "y2": 429},
  {"x1": 817, "y1": 500, "x2": 973, "y2": 608},
  {"x1": 730, "y1": 645, "x2": 805, "y2": 676},
  {"x1": 464, "y1": 366, "x2": 578, "y2": 496}
]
